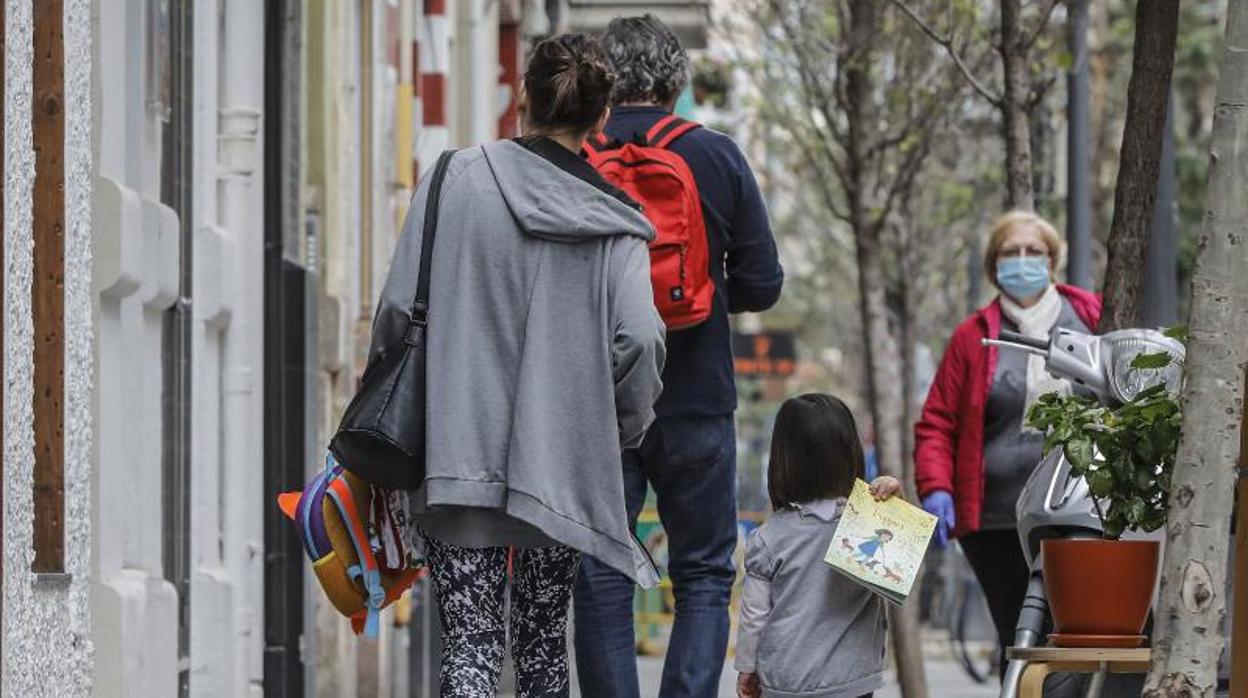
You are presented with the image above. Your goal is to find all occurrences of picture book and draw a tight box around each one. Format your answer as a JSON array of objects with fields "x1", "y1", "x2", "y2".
[{"x1": 823, "y1": 479, "x2": 936, "y2": 605}]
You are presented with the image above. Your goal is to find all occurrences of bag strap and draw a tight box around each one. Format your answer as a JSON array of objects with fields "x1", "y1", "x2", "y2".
[
  {"x1": 407, "y1": 149, "x2": 457, "y2": 343},
  {"x1": 327, "y1": 475, "x2": 386, "y2": 638},
  {"x1": 583, "y1": 133, "x2": 609, "y2": 155},
  {"x1": 645, "y1": 115, "x2": 700, "y2": 149}
]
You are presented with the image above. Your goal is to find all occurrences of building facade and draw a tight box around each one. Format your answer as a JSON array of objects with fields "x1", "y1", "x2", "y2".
[
  {"x1": 0, "y1": 0, "x2": 537, "y2": 695},
  {"x1": 2, "y1": 0, "x2": 96, "y2": 692},
  {"x1": 0, "y1": 1, "x2": 708, "y2": 696}
]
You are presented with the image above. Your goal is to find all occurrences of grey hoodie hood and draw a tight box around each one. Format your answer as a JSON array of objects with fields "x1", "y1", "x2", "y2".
[{"x1": 482, "y1": 139, "x2": 655, "y2": 243}]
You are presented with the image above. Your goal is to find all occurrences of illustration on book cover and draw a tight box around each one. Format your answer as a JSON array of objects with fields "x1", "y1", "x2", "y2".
[{"x1": 824, "y1": 479, "x2": 936, "y2": 604}]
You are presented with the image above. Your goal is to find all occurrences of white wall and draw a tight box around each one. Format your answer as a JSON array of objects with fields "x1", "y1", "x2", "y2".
[
  {"x1": 217, "y1": 1, "x2": 268, "y2": 694},
  {"x1": 453, "y1": 0, "x2": 500, "y2": 147},
  {"x1": 90, "y1": 0, "x2": 180, "y2": 694},
  {"x1": 308, "y1": 1, "x2": 365, "y2": 695},
  {"x1": 87, "y1": 0, "x2": 268, "y2": 696}
]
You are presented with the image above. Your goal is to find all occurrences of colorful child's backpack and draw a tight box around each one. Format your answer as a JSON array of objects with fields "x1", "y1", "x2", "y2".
[
  {"x1": 277, "y1": 454, "x2": 422, "y2": 638},
  {"x1": 585, "y1": 115, "x2": 713, "y2": 330}
]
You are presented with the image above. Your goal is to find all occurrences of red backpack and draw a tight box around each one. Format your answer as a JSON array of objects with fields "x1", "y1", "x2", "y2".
[{"x1": 586, "y1": 115, "x2": 713, "y2": 330}]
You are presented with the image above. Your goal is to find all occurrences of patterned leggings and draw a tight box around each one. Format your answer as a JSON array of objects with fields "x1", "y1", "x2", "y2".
[{"x1": 424, "y1": 535, "x2": 581, "y2": 697}]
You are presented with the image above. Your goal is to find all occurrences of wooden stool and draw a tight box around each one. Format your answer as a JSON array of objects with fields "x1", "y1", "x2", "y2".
[{"x1": 1005, "y1": 647, "x2": 1151, "y2": 697}]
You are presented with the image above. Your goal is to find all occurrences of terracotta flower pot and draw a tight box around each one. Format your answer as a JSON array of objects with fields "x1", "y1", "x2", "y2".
[{"x1": 1042, "y1": 538, "x2": 1159, "y2": 646}]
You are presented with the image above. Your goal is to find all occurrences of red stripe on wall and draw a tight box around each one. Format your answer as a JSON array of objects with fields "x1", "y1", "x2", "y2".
[
  {"x1": 498, "y1": 21, "x2": 520, "y2": 138},
  {"x1": 421, "y1": 73, "x2": 445, "y2": 126},
  {"x1": 387, "y1": 4, "x2": 400, "y2": 68}
]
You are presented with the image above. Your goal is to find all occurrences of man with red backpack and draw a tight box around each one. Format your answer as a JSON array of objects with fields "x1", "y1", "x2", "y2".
[{"x1": 574, "y1": 15, "x2": 784, "y2": 698}]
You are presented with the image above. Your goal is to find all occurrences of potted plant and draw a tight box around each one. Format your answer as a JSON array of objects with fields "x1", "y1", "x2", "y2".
[{"x1": 1026, "y1": 350, "x2": 1183, "y2": 647}]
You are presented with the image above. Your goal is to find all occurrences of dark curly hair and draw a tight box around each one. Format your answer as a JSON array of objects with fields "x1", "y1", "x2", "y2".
[
  {"x1": 600, "y1": 15, "x2": 690, "y2": 106},
  {"x1": 523, "y1": 34, "x2": 616, "y2": 133}
]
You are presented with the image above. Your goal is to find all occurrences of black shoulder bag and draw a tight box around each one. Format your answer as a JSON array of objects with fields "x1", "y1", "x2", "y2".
[{"x1": 330, "y1": 149, "x2": 455, "y2": 488}]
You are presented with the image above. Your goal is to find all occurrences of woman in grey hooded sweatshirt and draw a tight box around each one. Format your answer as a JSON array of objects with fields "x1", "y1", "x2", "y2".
[{"x1": 368, "y1": 34, "x2": 665, "y2": 697}]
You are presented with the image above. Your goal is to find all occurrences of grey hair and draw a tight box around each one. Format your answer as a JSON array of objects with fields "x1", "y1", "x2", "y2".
[{"x1": 600, "y1": 15, "x2": 690, "y2": 106}]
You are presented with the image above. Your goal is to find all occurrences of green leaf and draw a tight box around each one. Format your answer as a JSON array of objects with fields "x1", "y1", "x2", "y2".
[
  {"x1": 1027, "y1": 375, "x2": 1182, "y2": 535},
  {"x1": 1142, "y1": 400, "x2": 1178, "y2": 423},
  {"x1": 1131, "y1": 352, "x2": 1173, "y2": 370},
  {"x1": 1106, "y1": 451, "x2": 1134, "y2": 480},
  {"x1": 1141, "y1": 511, "x2": 1167, "y2": 532},
  {"x1": 1132, "y1": 392, "x2": 1166, "y2": 411},
  {"x1": 1043, "y1": 433, "x2": 1060, "y2": 454},
  {"x1": 1103, "y1": 515, "x2": 1125, "y2": 540},
  {"x1": 1163, "y1": 325, "x2": 1190, "y2": 342},
  {"x1": 1065, "y1": 439, "x2": 1095, "y2": 472},
  {"x1": 1088, "y1": 468, "x2": 1114, "y2": 498}
]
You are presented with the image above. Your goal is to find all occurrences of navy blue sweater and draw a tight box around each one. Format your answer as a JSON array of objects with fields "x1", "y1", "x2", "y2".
[{"x1": 605, "y1": 107, "x2": 784, "y2": 417}]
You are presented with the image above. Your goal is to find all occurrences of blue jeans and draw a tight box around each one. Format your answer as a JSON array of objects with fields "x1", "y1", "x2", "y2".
[{"x1": 573, "y1": 415, "x2": 738, "y2": 698}]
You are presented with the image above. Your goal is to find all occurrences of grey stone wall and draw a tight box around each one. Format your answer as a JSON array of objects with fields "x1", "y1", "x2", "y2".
[{"x1": 3, "y1": 0, "x2": 94, "y2": 694}]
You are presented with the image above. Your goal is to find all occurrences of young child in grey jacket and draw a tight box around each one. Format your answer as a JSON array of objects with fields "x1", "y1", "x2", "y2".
[{"x1": 736, "y1": 393, "x2": 902, "y2": 698}]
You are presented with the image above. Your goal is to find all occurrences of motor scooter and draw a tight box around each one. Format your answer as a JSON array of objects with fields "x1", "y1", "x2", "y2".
[{"x1": 983, "y1": 327, "x2": 1185, "y2": 698}]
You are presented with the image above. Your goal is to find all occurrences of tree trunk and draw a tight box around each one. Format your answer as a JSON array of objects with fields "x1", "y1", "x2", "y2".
[
  {"x1": 1089, "y1": 0, "x2": 1113, "y2": 239},
  {"x1": 1143, "y1": 1, "x2": 1248, "y2": 693},
  {"x1": 897, "y1": 221, "x2": 920, "y2": 502},
  {"x1": 1141, "y1": 97, "x2": 1179, "y2": 329},
  {"x1": 889, "y1": 222, "x2": 930, "y2": 698},
  {"x1": 854, "y1": 230, "x2": 927, "y2": 697},
  {"x1": 1097, "y1": 1, "x2": 1180, "y2": 333},
  {"x1": 857, "y1": 225, "x2": 929, "y2": 698},
  {"x1": 999, "y1": 0, "x2": 1034, "y2": 211},
  {"x1": 1066, "y1": 0, "x2": 1094, "y2": 289},
  {"x1": 1233, "y1": 397, "x2": 1248, "y2": 696},
  {"x1": 844, "y1": 2, "x2": 928, "y2": 695},
  {"x1": 855, "y1": 240, "x2": 905, "y2": 487}
]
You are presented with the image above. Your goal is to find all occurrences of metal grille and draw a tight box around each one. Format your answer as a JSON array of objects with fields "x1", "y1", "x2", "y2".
[
  {"x1": 263, "y1": 0, "x2": 309, "y2": 694},
  {"x1": 158, "y1": 0, "x2": 193, "y2": 695},
  {"x1": 282, "y1": 0, "x2": 304, "y2": 267}
]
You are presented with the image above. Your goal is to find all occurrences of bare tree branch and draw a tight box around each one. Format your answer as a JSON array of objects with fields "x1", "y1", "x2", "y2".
[
  {"x1": 872, "y1": 128, "x2": 933, "y2": 240},
  {"x1": 864, "y1": 131, "x2": 911, "y2": 166},
  {"x1": 1021, "y1": 0, "x2": 1062, "y2": 52},
  {"x1": 891, "y1": 0, "x2": 1004, "y2": 107},
  {"x1": 1027, "y1": 71, "x2": 1060, "y2": 109},
  {"x1": 798, "y1": 142, "x2": 853, "y2": 223},
  {"x1": 777, "y1": 0, "x2": 852, "y2": 147}
]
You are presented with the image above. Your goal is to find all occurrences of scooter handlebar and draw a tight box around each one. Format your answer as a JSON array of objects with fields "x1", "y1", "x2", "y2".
[
  {"x1": 997, "y1": 330, "x2": 1049, "y2": 351},
  {"x1": 982, "y1": 331, "x2": 1050, "y2": 358}
]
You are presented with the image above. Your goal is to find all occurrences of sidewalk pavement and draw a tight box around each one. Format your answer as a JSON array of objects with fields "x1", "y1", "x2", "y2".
[
  {"x1": 561, "y1": 655, "x2": 1000, "y2": 697},
  {"x1": 496, "y1": 629, "x2": 1002, "y2": 697}
]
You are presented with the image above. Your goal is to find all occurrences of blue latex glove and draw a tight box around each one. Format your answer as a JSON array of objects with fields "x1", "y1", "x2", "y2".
[{"x1": 922, "y1": 491, "x2": 956, "y2": 548}]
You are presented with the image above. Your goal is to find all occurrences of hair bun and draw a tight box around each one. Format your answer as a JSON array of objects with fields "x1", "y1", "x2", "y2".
[{"x1": 524, "y1": 34, "x2": 616, "y2": 133}]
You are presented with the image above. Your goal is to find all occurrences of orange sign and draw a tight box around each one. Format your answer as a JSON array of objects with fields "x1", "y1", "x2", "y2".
[{"x1": 732, "y1": 332, "x2": 797, "y2": 378}]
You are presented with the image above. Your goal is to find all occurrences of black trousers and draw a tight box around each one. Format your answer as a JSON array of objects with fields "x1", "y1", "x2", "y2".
[{"x1": 958, "y1": 528, "x2": 1032, "y2": 678}]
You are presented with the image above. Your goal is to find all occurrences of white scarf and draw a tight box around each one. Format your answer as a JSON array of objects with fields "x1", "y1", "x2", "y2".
[{"x1": 999, "y1": 285, "x2": 1070, "y2": 428}]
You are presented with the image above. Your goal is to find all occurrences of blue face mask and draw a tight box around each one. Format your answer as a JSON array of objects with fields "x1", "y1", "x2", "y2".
[{"x1": 997, "y1": 257, "x2": 1050, "y2": 301}]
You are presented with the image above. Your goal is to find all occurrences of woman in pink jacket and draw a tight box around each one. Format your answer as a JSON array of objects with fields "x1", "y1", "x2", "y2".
[{"x1": 914, "y1": 211, "x2": 1100, "y2": 678}]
